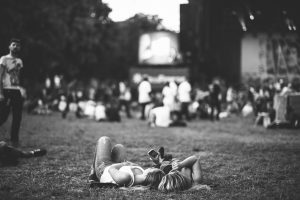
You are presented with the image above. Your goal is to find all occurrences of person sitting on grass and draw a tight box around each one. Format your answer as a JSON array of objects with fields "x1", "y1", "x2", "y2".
[
  {"x1": 0, "y1": 141, "x2": 47, "y2": 166},
  {"x1": 88, "y1": 136, "x2": 165, "y2": 189}
]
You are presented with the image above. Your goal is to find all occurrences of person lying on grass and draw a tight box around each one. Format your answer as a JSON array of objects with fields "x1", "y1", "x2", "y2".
[
  {"x1": 149, "y1": 147, "x2": 203, "y2": 192},
  {"x1": 88, "y1": 136, "x2": 165, "y2": 189},
  {"x1": 158, "y1": 155, "x2": 203, "y2": 192},
  {"x1": 0, "y1": 141, "x2": 47, "y2": 166}
]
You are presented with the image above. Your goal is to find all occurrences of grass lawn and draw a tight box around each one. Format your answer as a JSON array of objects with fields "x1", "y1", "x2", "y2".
[{"x1": 0, "y1": 112, "x2": 299, "y2": 200}]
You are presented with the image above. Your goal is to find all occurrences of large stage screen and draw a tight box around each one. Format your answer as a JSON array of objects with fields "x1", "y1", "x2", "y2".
[{"x1": 138, "y1": 31, "x2": 180, "y2": 65}]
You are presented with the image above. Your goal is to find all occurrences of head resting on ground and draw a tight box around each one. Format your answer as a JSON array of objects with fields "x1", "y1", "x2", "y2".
[
  {"x1": 158, "y1": 171, "x2": 191, "y2": 192},
  {"x1": 142, "y1": 168, "x2": 165, "y2": 189}
]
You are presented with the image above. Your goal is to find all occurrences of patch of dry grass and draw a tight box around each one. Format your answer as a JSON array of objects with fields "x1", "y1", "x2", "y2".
[{"x1": 0, "y1": 113, "x2": 299, "y2": 199}]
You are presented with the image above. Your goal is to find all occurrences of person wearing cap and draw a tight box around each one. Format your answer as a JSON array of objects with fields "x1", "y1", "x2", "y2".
[{"x1": 0, "y1": 38, "x2": 24, "y2": 147}]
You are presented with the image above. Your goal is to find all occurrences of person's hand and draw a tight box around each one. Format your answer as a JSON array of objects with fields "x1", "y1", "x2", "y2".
[
  {"x1": 149, "y1": 155, "x2": 160, "y2": 164},
  {"x1": 171, "y1": 160, "x2": 181, "y2": 171}
]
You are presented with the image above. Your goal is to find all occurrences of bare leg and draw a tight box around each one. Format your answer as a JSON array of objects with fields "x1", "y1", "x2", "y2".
[{"x1": 111, "y1": 144, "x2": 126, "y2": 163}]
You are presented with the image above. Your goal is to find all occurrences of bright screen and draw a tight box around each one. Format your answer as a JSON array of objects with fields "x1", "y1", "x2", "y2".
[{"x1": 138, "y1": 31, "x2": 180, "y2": 65}]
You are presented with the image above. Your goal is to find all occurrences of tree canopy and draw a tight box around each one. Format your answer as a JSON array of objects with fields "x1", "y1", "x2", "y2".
[{"x1": 0, "y1": 0, "x2": 163, "y2": 86}]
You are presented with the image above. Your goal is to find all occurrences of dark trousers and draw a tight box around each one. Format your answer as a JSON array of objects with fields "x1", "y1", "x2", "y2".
[
  {"x1": 0, "y1": 89, "x2": 23, "y2": 144},
  {"x1": 140, "y1": 102, "x2": 150, "y2": 120},
  {"x1": 62, "y1": 101, "x2": 81, "y2": 119},
  {"x1": 119, "y1": 99, "x2": 131, "y2": 118},
  {"x1": 180, "y1": 102, "x2": 190, "y2": 121},
  {"x1": 210, "y1": 100, "x2": 221, "y2": 121}
]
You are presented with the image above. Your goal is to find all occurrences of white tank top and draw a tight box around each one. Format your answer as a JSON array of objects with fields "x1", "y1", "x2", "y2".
[{"x1": 100, "y1": 165, "x2": 144, "y2": 187}]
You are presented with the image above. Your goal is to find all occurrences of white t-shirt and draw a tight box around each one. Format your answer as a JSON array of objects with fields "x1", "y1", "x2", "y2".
[
  {"x1": 138, "y1": 80, "x2": 151, "y2": 103},
  {"x1": 162, "y1": 86, "x2": 176, "y2": 110},
  {"x1": 100, "y1": 165, "x2": 144, "y2": 187},
  {"x1": 0, "y1": 54, "x2": 23, "y2": 90},
  {"x1": 95, "y1": 104, "x2": 106, "y2": 121},
  {"x1": 169, "y1": 81, "x2": 178, "y2": 95},
  {"x1": 119, "y1": 82, "x2": 131, "y2": 101},
  {"x1": 177, "y1": 81, "x2": 191, "y2": 103},
  {"x1": 150, "y1": 106, "x2": 171, "y2": 127}
]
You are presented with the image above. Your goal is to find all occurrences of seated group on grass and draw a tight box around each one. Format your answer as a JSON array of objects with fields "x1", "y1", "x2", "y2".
[{"x1": 89, "y1": 136, "x2": 203, "y2": 192}]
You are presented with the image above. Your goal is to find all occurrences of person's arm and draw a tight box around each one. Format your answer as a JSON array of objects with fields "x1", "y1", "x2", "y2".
[
  {"x1": 172, "y1": 155, "x2": 199, "y2": 171},
  {"x1": 148, "y1": 109, "x2": 156, "y2": 127},
  {"x1": 18, "y1": 59, "x2": 24, "y2": 87},
  {"x1": 108, "y1": 162, "x2": 131, "y2": 186},
  {"x1": 172, "y1": 155, "x2": 203, "y2": 183},
  {"x1": 0, "y1": 64, "x2": 4, "y2": 101},
  {"x1": 178, "y1": 155, "x2": 198, "y2": 169}
]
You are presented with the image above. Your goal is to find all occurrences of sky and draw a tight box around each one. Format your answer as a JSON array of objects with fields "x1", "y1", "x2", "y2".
[{"x1": 102, "y1": 0, "x2": 188, "y2": 32}]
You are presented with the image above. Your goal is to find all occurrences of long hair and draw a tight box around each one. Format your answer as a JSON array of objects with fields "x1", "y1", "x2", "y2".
[
  {"x1": 144, "y1": 169, "x2": 165, "y2": 189},
  {"x1": 158, "y1": 171, "x2": 191, "y2": 192}
]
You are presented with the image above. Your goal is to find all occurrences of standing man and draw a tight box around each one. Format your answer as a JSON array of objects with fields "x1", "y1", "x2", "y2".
[
  {"x1": 0, "y1": 38, "x2": 24, "y2": 147},
  {"x1": 177, "y1": 77, "x2": 191, "y2": 121},
  {"x1": 119, "y1": 81, "x2": 132, "y2": 118},
  {"x1": 209, "y1": 79, "x2": 222, "y2": 121},
  {"x1": 138, "y1": 76, "x2": 152, "y2": 120},
  {"x1": 162, "y1": 81, "x2": 177, "y2": 111}
]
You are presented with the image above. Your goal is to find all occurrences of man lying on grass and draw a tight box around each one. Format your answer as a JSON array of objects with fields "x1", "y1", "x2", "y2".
[{"x1": 89, "y1": 137, "x2": 203, "y2": 192}]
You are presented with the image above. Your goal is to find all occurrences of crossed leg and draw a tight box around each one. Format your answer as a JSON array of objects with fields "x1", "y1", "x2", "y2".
[{"x1": 90, "y1": 136, "x2": 126, "y2": 181}]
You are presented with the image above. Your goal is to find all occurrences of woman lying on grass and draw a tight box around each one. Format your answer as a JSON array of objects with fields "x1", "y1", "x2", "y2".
[
  {"x1": 88, "y1": 136, "x2": 165, "y2": 189},
  {"x1": 148, "y1": 147, "x2": 204, "y2": 192},
  {"x1": 157, "y1": 155, "x2": 203, "y2": 192}
]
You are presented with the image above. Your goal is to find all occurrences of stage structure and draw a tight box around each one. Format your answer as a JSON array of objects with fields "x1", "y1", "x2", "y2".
[
  {"x1": 130, "y1": 31, "x2": 189, "y2": 89},
  {"x1": 180, "y1": 0, "x2": 300, "y2": 84}
]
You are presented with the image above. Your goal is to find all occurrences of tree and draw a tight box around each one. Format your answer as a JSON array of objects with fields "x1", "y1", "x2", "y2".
[
  {"x1": 0, "y1": 1, "x2": 164, "y2": 86},
  {"x1": 103, "y1": 13, "x2": 163, "y2": 80}
]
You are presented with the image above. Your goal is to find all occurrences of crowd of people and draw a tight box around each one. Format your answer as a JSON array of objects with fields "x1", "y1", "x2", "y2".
[{"x1": 22, "y1": 72, "x2": 300, "y2": 129}]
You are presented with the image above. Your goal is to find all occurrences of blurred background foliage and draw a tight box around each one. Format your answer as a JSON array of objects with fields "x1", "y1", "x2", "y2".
[{"x1": 0, "y1": 0, "x2": 164, "y2": 86}]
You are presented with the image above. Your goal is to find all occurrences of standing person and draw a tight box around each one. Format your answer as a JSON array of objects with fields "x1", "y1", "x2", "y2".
[
  {"x1": 138, "y1": 76, "x2": 152, "y2": 120},
  {"x1": 162, "y1": 81, "x2": 177, "y2": 111},
  {"x1": 118, "y1": 81, "x2": 132, "y2": 118},
  {"x1": 209, "y1": 79, "x2": 222, "y2": 121},
  {"x1": 177, "y1": 77, "x2": 192, "y2": 121},
  {"x1": 0, "y1": 38, "x2": 24, "y2": 147}
]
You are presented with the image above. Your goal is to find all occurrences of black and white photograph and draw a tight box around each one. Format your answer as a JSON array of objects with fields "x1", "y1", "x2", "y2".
[{"x1": 0, "y1": 0, "x2": 299, "y2": 199}]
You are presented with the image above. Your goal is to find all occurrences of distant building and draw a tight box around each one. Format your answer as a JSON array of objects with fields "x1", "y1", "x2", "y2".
[{"x1": 180, "y1": 0, "x2": 300, "y2": 84}]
